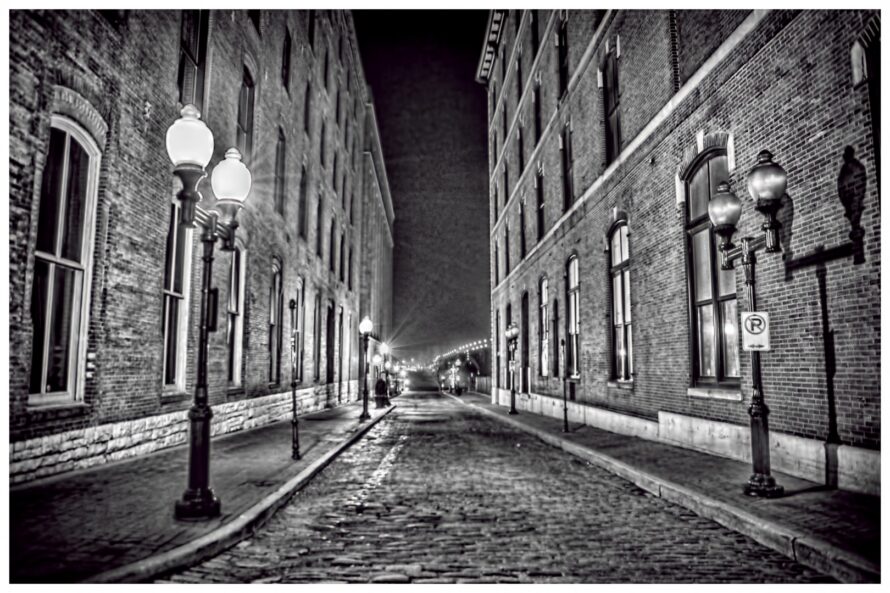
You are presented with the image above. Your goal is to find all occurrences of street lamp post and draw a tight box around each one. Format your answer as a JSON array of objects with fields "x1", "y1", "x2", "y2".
[
  {"x1": 359, "y1": 316, "x2": 373, "y2": 421},
  {"x1": 505, "y1": 323, "x2": 519, "y2": 415},
  {"x1": 166, "y1": 105, "x2": 252, "y2": 520},
  {"x1": 708, "y1": 149, "x2": 787, "y2": 499},
  {"x1": 288, "y1": 299, "x2": 301, "y2": 460},
  {"x1": 381, "y1": 343, "x2": 392, "y2": 406}
]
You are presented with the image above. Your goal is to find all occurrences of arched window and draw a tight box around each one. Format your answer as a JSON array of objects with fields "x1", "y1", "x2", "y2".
[
  {"x1": 608, "y1": 222, "x2": 632, "y2": 381},
  {"x1": 684, "y1": 151, "x2": 739, "y2": 385},
  {"x1": 269, "y1": 257, "x2": 284, "y2": 384},
  {"x1": 539, "y1": 277, "x2": 549, "y2": 377},
  {"x1": 566, "y1": 255, "x2": 580, "y2": 378},
  {"x1": 274, "y1": 128, "x2": 286, "y2": 216},
  {"x1": 227, "y1": 245, "x2": 247, "y2": 387},
  {"x1": 30, "y1": 118, "x2": 101, "y2": 404}
]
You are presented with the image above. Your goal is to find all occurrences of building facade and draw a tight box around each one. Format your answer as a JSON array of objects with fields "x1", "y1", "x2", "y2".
[
  {"x1": 9, "y1": 9, "x2": 394, "y2": 483},
  {"x1": 478, "y1": 10, "x2": 880, "y2": 494}
]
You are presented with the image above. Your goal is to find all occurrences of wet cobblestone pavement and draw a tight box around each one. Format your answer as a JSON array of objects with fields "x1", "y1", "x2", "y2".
[{"x1": 159, "y1": 392, "x2": 834, "y2": 583}]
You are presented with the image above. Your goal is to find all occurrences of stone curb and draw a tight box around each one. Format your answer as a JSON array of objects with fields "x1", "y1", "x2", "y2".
[
  {"x1": 86, "y1": 405, "x2": 397, "y2": 584},
  {"x1": 446, "y1": 393, "x2": 879, "y2": 584}
]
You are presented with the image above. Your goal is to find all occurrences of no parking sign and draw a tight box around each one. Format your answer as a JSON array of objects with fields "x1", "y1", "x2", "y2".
[{"x1": 741, "y1": 312, "x2": 771, "y2": 351}]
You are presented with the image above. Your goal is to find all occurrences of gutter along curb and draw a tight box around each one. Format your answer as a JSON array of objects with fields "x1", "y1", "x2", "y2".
[
  {"x1": 87, "y1": 405, "x2": 396, "y2": 584},
  {"x1": 446, "y1": 392, "x2": 878, "y2": 584}
]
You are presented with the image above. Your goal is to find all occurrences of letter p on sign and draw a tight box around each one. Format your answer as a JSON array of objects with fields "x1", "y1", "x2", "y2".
[{"x1": 741, "y1": 312, "x2": 770, "y2": 351}]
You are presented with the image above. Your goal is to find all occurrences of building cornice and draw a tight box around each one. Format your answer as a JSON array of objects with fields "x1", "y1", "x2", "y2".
[{"x1": 476, "y1": 10, "x2": 507, "y2": 83}]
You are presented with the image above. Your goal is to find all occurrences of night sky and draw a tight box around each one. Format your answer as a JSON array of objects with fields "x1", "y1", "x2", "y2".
[{"x1": 354, "y1": 10, "x2": 491, "y2": 363}]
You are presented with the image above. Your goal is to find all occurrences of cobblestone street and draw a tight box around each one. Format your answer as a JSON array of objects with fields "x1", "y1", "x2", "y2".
[{"x1": 159, "y1": 391, "x2": 833, "y2": 584}]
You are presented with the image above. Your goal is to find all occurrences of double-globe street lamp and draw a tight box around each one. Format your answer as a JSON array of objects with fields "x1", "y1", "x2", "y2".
[
  {"x1": 359, "y1": 316, "x2": 374, "y2": 421},
  {"x1": 166, "y1": 105, "x2": 252, "y2": 520},
  {"x1": 505, "y1": 322, "x2": 520, "y2": 415},
  {"x1": 707, "y1": 149, "x2": 788, "y2": 498}
]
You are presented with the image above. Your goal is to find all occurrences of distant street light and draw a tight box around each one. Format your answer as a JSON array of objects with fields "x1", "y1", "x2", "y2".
[{"x1": 359, "y1": 316, "x2": 373, "y2": 421}]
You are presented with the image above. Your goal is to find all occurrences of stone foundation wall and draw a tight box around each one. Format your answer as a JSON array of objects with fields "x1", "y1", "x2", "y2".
[
  {"x1": 491, "y1": 387, "x2": 879, "y2": 495},
  {"x1": 10, "y1": 381, "x2": 358, "y2": 485}
]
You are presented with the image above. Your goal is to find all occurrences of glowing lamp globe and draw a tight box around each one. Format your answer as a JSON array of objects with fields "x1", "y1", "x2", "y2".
[
  {"x1": 380, "y1": 343, "x2": 390, "y2": 356},
  {"x1": 211, "y1": 148, "x2": 252, "y2": 206},
  {"x1": 708, "y1": 182, "x2": 742, "y2": 236},
  {"x1": 166, "y1": 105, "x2": 214, "y2": 168},
  {"x1": 746, "y1": 150, "x2": 787, "y2": 208},
  {"x1": 359, "y1": 316, "x2": 373, "y2": 335}
]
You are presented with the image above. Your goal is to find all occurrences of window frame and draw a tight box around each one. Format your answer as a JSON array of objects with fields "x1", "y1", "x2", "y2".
[
  {"x1": 269, "y1": 257, "x2": 284, "y2": 385},
  {"x1": 603, "y1": 49, "x2": 622, "y2": 165},
  {"x1": 566, "y1": 254, "x2": 580, "y2": 379},
  {"x1": 607, "y1": 221, "x2": 633, "y2": 382},
  {"x1": 177, "y1": 10, "x2": 209, "y2": 113},
  {"x1": 684, "y1": 150, "x2": 741, "y2": 387},
  {"x1": 29, "y1": 117, "x2": 102, "y2": 405},
  {"x1": 227, "y1": 245, "x2": 247, "y2": 388},
  {"x1": 274, "y1": 128, "x2": 286, "y2": 216},
  {"x1": 281, "y1": 26, "x2": 292, "y2": 91},
  {"x1": 236, "y1": 66, "x2": 255, "y2": 162},
  {"x1": 539, "y1": 277, "x2": 550, "y2": 377}
]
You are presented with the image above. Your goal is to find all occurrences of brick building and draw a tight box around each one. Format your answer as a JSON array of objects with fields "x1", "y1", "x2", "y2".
[
  {"x1": 478, "y1": 10, "x2": 880, "y2": 494},
  {"x1": 9, "y1": 9, "x2": 394, "y2": 483}
]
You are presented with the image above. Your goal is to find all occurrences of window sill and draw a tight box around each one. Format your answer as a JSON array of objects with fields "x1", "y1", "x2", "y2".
[
  {"x1": 160, "y1": 390, "x2": 190, "y2": 404},
  {"x1": 26, "y1": 401, "x2": 90, "y2": 414},
  {"x1": 687, "y1": 386, "x2": 742, "y2": 402},
  {"x1": 607, "y1": 380, "x2": 634, "y2": 391}
]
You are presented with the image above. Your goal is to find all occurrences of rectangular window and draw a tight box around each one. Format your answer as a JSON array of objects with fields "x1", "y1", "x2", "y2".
[
  {"x1": 329, "y1": 219, "x2": 336, "y2": 273},
  {"x1": 297, "y1": 281, "x2": 306, "y2": 381},
  {"x1": 320, "y1": 121, "x2": 326, "y2": 167},
  {"x1": 269, "y1": 261, "x2": 283, "y2": 384},
  {"x1": 282, "y1": 28, "x2": 292, "y2": 90},
  {"x1": 531, "y1": 10, "x2": 540, "y2": 57},
  {"x1": 560, "y1": 125, "x2": 574, "y2": 211},
  {"x1": 519, "y1": 200, "x2": 527, "y2": 259},
  {"x1": 227, "y1": 247, "x2": 246, "y2": 387},
  {"x1": 504, "y1": 226, "x2": 511, "y2": 276},
  {"x1": 495, "y1": 310, "x2": 501, "y2": 388},
  {"x1": 274, "y1": 130, "x2": 286, "y2": 216},
  {"x1": 316, "y1": 198, "x2": 324, "y2": 256},
  {"x1": 533, "y1": 84, "x2": 542, "y2": 146},
  {"x1": 557, "y1": 19, "x2": 569, "y2": 98},
  {"x1": 307, "y1": 10, "x2": 316, "y2": 48},
  {"x1": 552, "y1": 298, "x2": 560, "y2": 377},
  {"x1": 567, "y1": 256, "x2": 580, "y2": 378},
  {"x1": 303, "y1": 82, "x2": 312, "y2": 135},
  {"x1": 539, "y1": 278, "x2": 549, "y2": 377},
  {"x1": 162, "y1": 202, "x2": 191, "y2": 390},
  {"x1": 517, "y1": 126, "x2": 525, "y2": 175},
  {"x1": 299, "y1": 166, "x2": 309, "y2": 238},
  {"x1": 347, "y1": 246, "x2": 354, "y2": 290},
  {"x1": 516, "y1": 54, "x2": 523, "y2": 104},
  {"x1": 339, "y1": 233, "x2": 346, "y2": 282},
  {"x1": 177, "y1": 10, "x2": 209, "y2": 112},
  {"x1": 609, "y1": 224, "x2": 632, "y2": 381},
  {"x1": 503, "y1": 164, "x2": 510, "y2": 204},
  {"x1": 30, "y1": 125, "x2": 98, "y2": 402},
  {"x1": 494, "y1": 243, "x2": 500, "y2": 284},
  {"x1": 603, "y1": 51, "x2": 621, "y2": 165},
  {"x1": 535, "y1": 169, "x2": 545, "y2": 241},
  {"x1": 237, "y1": 67, "x2": 255, "y2": 161},
  {"x1": 313, "y1": 295, "x2": 322, "y2": 381}
]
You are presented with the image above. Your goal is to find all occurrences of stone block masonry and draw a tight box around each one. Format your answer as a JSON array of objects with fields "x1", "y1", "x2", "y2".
[{"x1": 11, "y1": 381, "x2": 359, "y2": 485}]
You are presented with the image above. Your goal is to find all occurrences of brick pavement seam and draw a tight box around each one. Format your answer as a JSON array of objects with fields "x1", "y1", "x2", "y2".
[
  {"x1": 445, "y1": 392, "x2": 878, "y2": 584},
  {"x1": 84, "y1": 405, "x2": 397, "y2": 584}
]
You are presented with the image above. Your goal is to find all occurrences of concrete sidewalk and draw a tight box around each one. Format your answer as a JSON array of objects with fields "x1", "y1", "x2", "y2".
[
  {"x1": 10, "y1": 401, "x2": 394, "y2": 583},
  {"x1": 448, "y1": 391, "x2": 880, "y2": 583}
]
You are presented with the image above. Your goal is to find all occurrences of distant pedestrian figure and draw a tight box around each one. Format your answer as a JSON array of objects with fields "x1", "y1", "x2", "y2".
[
  {"x1": 374, "y1": 376, "x2": 388, "y2": 408},
  {"x1": 374, "y1": 377, "x2": 387, "y2": 396}
]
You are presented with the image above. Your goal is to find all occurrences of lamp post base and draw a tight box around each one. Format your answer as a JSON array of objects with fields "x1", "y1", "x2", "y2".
[
  {"x1": 175, "y1": 488, "x2": 221, "y2": 521},
  {"x1": 508, "y1": 390, "x2": 518, "y2": 415},
  {"x1": 359, "y1": 411, "x2": 371, "y2": 421},
  {"x1": 743, "y1": 473, "x2": 784, "y2": 498}
]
